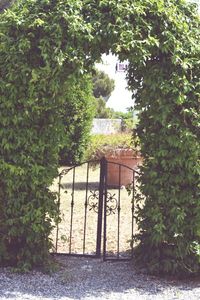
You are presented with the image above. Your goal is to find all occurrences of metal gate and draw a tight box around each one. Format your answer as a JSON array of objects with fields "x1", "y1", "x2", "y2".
[{"x1": 53, "y1": 157, "x2": 139, "y2": 261}]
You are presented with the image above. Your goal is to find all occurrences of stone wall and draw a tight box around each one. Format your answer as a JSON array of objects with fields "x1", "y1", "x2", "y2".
[{"x1": 91, "y1": 118, "x2": 122, "y2": 134}]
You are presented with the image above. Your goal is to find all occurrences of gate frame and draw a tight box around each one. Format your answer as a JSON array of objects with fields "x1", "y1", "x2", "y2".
[{"x1": 55, "y1": 157, "x2": 140, "y2": 260}]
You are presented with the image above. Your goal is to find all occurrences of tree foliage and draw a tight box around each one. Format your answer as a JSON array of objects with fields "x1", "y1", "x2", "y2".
[
  {"x1": 92, "y1": 69, "x2": 115, "y2": 101},
  {"x1": 92, "y1": 0, "x2": 200, "y2": 275},
  {"x1": 0, "y1": 0, "x2": 199, "y2": 275},
  {"x1": 113, "y1": 109, "x2": 138, "y2": 132},
  {"x1": 92, "y1": 69, "x2": 115, "y2": 118},
  {"x1": 94, "y1": 96, "x2": 114, "y2": 118}
]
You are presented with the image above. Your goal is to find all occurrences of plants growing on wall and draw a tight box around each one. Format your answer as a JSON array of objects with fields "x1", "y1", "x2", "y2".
[
  {"x1": 0, "y1": 0, "x2": 102, "y2": 270},
  {"x1": 0, "y1": 0, "x2": 199, "y2": 275},
  {"x1": 96, "y1": 0, "x2": 200, "y2": 275},
  {"x1": 122, "y1": 1, "x2": 200, "y2": 276},
  {"x1": 59, "y1": 75, "x2": 96, "y2": 165},
  {"x1": 59, "y1": 68, "x2": 115, "y2": 166}
]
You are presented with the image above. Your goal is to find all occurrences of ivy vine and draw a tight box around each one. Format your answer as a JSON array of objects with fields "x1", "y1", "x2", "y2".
[{"x1": 0, "y1": 0, "x2": 199, "y2": 275}]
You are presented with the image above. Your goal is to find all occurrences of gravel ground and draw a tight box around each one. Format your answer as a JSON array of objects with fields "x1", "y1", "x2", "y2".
[{"x1": 0, "y1": 256, "x2": 200, "y2": 300}]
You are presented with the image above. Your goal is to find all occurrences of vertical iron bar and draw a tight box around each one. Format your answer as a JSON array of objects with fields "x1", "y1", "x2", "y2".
[
  {"x1": 103, "y1": 158, "x2": 108, "y2": 261},
  {"x1": 56, "y1": 175, "x2": 62, "y2": 253},
  {"x1": 83, "y1": 163, "x2": 90, "y2": 254},
  {"x1": 69, "y1": 167, "x2": 76, "y2": 254},
  {"x1": 96, "y1": 158, "x2": 105, "y2": 257},
  {"x1": 131, "y1": 171, "x2": 135, "y2": 258},
  {"x1": 117, "y1": 165, "x2": 121, "y2": 259}
]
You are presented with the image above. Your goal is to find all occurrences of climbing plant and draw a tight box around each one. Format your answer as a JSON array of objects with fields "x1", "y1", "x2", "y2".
[
  {"x1": 0, "y1": 0, "x2": 199, "y2": 275},
  {"x1": 121, "y1": 1, "x2": 200, "y2": 275},
  {"x1": 130, "y1": 2, "x2": 200, "y2": 276},
  {"x1": 0, "y1": 0, "x2": 102, "y2": 270},
  {"x1": 93, "y1": 0, "x2": 200, "y2": 275},
  {"x1": 59, "y1": 75, "x2": 95, "y2": 165}
]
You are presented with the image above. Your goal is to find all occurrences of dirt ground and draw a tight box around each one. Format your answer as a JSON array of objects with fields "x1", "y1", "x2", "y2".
[{"x1": 50, "y1": 163, "x2": 138, "y2": 259}]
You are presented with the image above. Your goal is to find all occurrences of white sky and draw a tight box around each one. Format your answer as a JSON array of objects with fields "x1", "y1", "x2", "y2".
[{"x1": 96, "y1": 54, "x2": 133, "y2": 113}]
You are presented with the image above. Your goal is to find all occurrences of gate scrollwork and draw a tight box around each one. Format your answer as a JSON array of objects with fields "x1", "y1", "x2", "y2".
[
  {"x1": 105, "y1": 192, "x2": 118, "y2": 216},
  {"x1": 88, "y1": 190, "x2": 118, "y2": 216},
  {"x1": 88, "y1": 190, "x2": 99, "y2": 213}
]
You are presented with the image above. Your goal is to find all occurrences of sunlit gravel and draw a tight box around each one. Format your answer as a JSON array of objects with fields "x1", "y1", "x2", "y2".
[{"x1": 0, "y1": 256, "x2": 200, "y2": 300}]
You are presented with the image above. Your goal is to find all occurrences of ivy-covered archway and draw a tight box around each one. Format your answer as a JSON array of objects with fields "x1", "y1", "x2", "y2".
[{"x1": 0, "y1": 0, "x2": 199, "y2": 275}]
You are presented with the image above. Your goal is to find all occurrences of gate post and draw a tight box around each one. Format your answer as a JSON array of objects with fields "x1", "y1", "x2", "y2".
[{"x1": 96, "y1": 157, "x2": 106, "y2": 257}]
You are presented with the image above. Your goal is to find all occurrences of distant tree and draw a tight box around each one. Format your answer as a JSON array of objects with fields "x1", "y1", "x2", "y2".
[
  {"x1": 113, "y1": 109, "x2": 138, "y2": 132},
  {"x1": 92, "y1": 69, "x2": 115, "y2": 118},
  {"x1": 92, "y1": 69, "x2": 115, "y2": 101},
  {"x1": 94, "y1": 96, "x2": 114, "y2": 118}
]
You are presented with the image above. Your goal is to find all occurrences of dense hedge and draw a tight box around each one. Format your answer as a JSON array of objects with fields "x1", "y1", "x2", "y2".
[
  {"x1": 123, "y1": 2, "x2": 200, "y2": 275},
  {"x1": 96, "y1": 0, "x2": 200, "y2": 275},
  {"x1": 59, "y1": 75, "x2": 95, "y2": 165},
  {"x1": 0, "y1": 0, "x2": 199, "y2": 275},
  {"x1": 0, "y1": 0, "x2": 102, "y2": 270}
]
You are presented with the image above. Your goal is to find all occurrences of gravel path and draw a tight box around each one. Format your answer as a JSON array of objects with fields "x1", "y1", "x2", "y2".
[{"x1": 0, "y1": 256, "x2": 200, "y2": 300}]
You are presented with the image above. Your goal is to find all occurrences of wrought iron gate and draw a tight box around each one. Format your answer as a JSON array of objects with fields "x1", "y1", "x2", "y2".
[{"x1": 53, "y1": 157, "x2": 139, "y2": 261}]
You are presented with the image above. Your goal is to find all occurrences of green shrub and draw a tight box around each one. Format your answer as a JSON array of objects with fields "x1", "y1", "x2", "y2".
[
  {"x1": 85, "y1": 133, "x2": 136, "y2": 161},
  {"x1": 0, "y1": 0, "x2": 101, "y2": 270},
  {"x1": 125, "y1": 1, "x2": 200, "y2": 276},
  {"x1": 0, "y1": 0, "x2": 199, "y2": 277},
  {"x1": 59, "y1": 76, "x2": 96, "y2": 166},
  {"x1": 113, "y1": 111, "x2": 139, "y2": 132}
]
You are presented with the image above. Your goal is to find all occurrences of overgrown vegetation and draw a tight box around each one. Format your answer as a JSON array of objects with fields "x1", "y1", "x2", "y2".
[
  {"x1": 0, "y1": 0, "x2": 102, "y2": 270},
  {"x1": 123, "y1": 1, "x2": 200, "y2": 276},
  {"x1": 59, "y1": 69, "x2": 134, "y2": 166},
  {"x1": 0, "y1": 0, "x2": 199, "y2": 276},
  {"x1": 85, "y1": 133, "x2": 134, "y2": 161},
  {"x1": 59, "y1": 75, "x2": 95, "y2": 166},
  {"x1": 59, "y1": 69, "x2": 116, "y2": 165},
  {"x1": 114, "y1": 109, "x2": 138, "y2": 132}
]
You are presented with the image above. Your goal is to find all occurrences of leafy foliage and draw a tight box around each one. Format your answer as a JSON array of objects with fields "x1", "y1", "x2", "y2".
[
  {"x1": 85, "y1": 133, "x2": 134, "y2": 161},
  {"x1": 0, "y1": 0, "x2": 15, "y2": 12},
  {"x1": 120, "y1": 1, "x2": 200, "y2": 276},
  {"x1": 92, "y1": 69, "x2": 115, "y2": 118},
  {"x1": 94, "y1": 96, "x2": 115, "y2": 118},
  {"x1": 59, "y1": 70, "x2": 115, "y2": 162},
  {"x1": 90, "y1": 0, "x2": 200, "y2": 276},
  {"x1": 113, "y1": 110, "x2": 138, "y2": 132},
  {"x1": 59, "y1": 75, "x2": 96, "y2": 165},
  {"x1": 0, "y1": 0, "x2": 102, "y2": 270},
  {"x1": 0, "y1": 0, "x2": 199, "y2": 276},
  {"x1": 92, "y1": 69, "x2": 115, "y2": 101}
]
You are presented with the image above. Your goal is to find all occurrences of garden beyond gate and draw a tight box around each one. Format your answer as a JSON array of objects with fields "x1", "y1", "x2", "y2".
[{"x1": 52, "y1": 157, "x2": 139, "y2": 261}]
